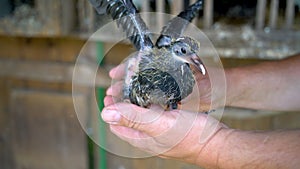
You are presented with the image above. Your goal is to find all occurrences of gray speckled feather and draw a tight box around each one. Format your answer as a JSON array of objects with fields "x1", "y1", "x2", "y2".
[
  {"x1": 127, "y1": 37, "x2": 201, "y2": 109},
  {"x1": 88, "y1": 0, "x2": 153, "y2": 50},
  {"x1": 156, "y1": 0, "x2": 203, "y2": 48}
]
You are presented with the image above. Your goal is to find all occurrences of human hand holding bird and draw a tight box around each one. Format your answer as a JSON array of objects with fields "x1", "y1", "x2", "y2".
[{"x1": 90, "y1": 0, "x2": 227, "y2": 167}]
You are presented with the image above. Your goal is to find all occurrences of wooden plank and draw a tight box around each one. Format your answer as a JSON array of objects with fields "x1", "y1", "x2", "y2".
[
  {"x1": 0, "y1": 78, "x2": 7, "y2": 112},
  {"x1": 103, "y1": 42, "x2": 135, "y2": 65},
  {"x1": 0, "y1": 36, "x2": 85, "y2": 62},
  {"x1": 0, "y1": 59, "x2": 111, "y2": 87},
  {"x1": 54, "y1": 37, "x2": 85, "y2": 62},
  {"x1": 20, "y1": 37, "x2": 64, "y2": 61},
  {"x1": 7, "y1": 78, "x2": 76, "y2": 94},
  {"x1": 0, "y1": 79, "x2": 15, "y2": 169},
  {"x1": 0, "y1": 110, "x2": 14, "y2": 169},
  {"x1": 18, "y1": 79, "x2": 72, "y2": 93},
  {"x1": 10, "y1": 89, "x2": 88, "y2": 169},
  {"x1": 0, "y1": 36, "x2": 22, "y2": 59}
]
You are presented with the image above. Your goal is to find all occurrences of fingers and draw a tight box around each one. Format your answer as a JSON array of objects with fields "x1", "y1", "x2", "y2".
[
  {"x1": 101, "y1": 101, "x2": 227, "y2": 158},
  {"x1": 105, "y1": 77, "x2": 123, "y2": 107},
  {"x1": 106, "y1": 81, "x2": 123, "y2": 96},
  {"x1": 109, "y1": 63, "x2": 126, "y2": 80},
  {"x1": 104, "y1": 96, "x2": 114, "y2": 107},
  {"x1": 102, "y1": 103, "x2": 174, "y2": 136},
  {"x1": 109, "y1": 56, "x2": 139, "y2": 80}
]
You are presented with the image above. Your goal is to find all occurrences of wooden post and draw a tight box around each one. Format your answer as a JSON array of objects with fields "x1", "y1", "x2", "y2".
[
  {"x1": 78, "y1": 0, "x2": 96, "y2": 33},
  {"x1": 61, "y1": 0, "x2": 76, "y2": 35}
]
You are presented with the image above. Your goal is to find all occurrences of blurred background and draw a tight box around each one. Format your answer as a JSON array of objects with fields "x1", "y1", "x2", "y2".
[{"x1": 0, "y1": 0, "x2": 299, "y2": 169}]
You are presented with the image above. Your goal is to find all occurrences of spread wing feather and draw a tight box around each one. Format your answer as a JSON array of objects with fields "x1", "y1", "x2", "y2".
[
  {"x1": 89, "y1": 0, "x2": 154, "y2": 50},
  {"x1": 156, "y1": 0, "x2": 203, "y2": 48}
]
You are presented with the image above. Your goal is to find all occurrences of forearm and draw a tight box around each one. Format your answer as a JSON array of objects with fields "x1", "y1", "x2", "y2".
[
  {"x1": 225, "y1": 54, "x2": 300, "y2": 111},
  {"x1": 209, "y1": 129, "x2": 300, "y2": 169}
]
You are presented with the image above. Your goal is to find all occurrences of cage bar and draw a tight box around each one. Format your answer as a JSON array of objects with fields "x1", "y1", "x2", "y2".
[
  {"x1": 285, "y1": 0, "x2": 295, "y2": 29},
  {"x1": 204, "y1": 0, "x2": 213, "y2": 29},
  {"x1": 255, "y1": 0, "x2": 267, "y2": 30},
  {"x1": 171, "y1": 0, "x2": 183, "y2": 15},
  {"x1": 269, "y1": 0, "x2": 279, "y2": 29},
  {"x1": 142, "y1": 0, "x2": 150, "y2": 12},
  {"x1": 156, "y1": 0, "x2": 165, "y2": 30},
  {"x1": 141, "y1": 0, "x2": 150, "y2": 25}
]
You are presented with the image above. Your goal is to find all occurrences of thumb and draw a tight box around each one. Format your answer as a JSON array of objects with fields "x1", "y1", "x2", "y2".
[{"x1": 102, "y1": 103, "x2": 181, "y2": 136}]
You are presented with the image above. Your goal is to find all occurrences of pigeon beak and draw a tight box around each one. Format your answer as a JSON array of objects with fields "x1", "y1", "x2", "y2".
[
  {"x1": 178, "y1": 54, "x2": 206, "y2": 75},
  {"x1": 189, "y1": 54, "x2": 206, "y2": 75}
]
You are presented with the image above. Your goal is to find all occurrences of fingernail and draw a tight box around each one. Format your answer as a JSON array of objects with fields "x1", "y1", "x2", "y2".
[{"x1": 101, "y1": 110, "x2": 121, "y2": 124}]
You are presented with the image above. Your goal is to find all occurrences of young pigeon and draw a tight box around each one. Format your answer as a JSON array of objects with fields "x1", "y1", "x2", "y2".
[{"x1": 89, "y1": 0, "x2": 205, "y2": 109}]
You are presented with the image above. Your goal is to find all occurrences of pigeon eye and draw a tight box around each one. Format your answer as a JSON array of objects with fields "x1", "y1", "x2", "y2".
[{"x1": 181, "y1": 48, "x2": 187, "y2": 54}]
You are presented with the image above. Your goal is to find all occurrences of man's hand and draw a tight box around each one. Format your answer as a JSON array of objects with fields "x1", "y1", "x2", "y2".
[
  {"x1": 102, "y1": 54, "x2": 300, "y2": 168},
  {"x1": 102, "y1": 96, "x2": 227, "y2": 167},
  {"x1": 102, "y1": 65, "x2": 228, "y2": 168}
]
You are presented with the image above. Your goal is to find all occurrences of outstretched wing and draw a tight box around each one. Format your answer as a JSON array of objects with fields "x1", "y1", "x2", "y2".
[
  {"x1": 89, "y1": 0, "x2": 154, "y2": 50},
  {"x1": 156, "y1": 0, "x2": 203, "y2": 48}
]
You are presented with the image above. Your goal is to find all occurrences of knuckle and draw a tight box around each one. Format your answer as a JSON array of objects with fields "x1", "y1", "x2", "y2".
[{"x1": 125, "y1": 111, "x2": 141, "y2": 130}]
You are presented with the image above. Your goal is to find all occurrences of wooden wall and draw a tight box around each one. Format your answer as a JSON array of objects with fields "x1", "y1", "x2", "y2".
[
  {"x1": 0, "y1": 35, "x2": 299, "y2": 169},
  {"x1": 0, "y1": 35, "x2": 88, "y2": 169}
]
